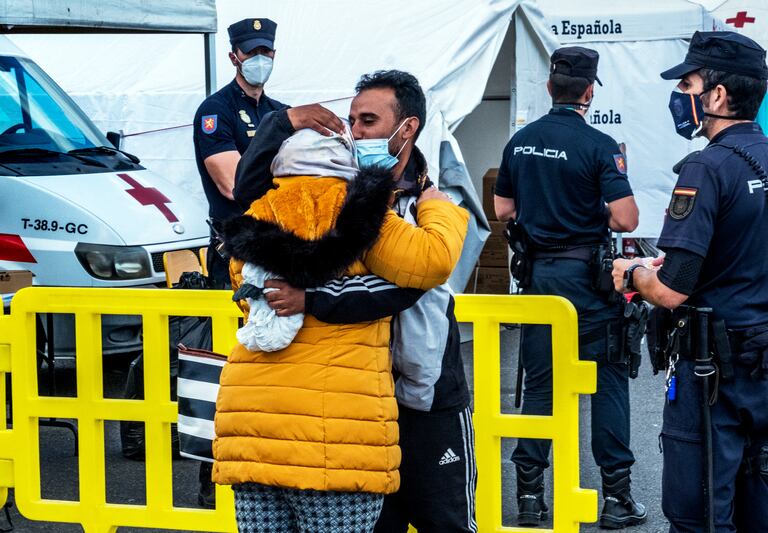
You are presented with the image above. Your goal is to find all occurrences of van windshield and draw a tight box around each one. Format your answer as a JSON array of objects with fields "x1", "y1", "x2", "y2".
[{"x1": 0, "y1": 56, "x2": 108, "y2": 153}]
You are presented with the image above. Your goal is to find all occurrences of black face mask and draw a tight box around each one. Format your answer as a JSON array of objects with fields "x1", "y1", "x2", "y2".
[
  {"x1": 669, "y1": 86, "x2": 752, "y2": 140},
  {"x1": 668, "y1": 90, "x2": 706, "y2": 140}
]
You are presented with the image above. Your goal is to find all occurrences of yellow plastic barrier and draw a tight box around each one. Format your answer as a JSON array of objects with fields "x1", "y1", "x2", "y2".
[
  {"x1": 0, "y1": 288, "x2": 241, "y2": 533},
  {"x1": 0, "y1": 288, "x2": 596, "y2": 532},
  {"x1": 454, "y1": 294, "x2": 597, "y2": 532}
]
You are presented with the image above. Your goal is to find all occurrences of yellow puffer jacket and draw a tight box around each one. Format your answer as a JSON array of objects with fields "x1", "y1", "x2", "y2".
[{"x1": 213, "y1": 167, "x2": 469, "y2": 494}]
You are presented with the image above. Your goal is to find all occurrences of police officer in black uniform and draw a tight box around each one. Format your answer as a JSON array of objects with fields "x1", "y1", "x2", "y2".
[
  {"x1": 190, "y1": 16, "x2": 287, "y2": 509},
  {"x1": 494, "y1": 46, "x2": 646, "y2": 529},
  {"x1": 613, "y1": 31, "x2": 768, "y2": 532},
  {"x1": 193, "y1": 17, "x2": 287, "y2": 288}
]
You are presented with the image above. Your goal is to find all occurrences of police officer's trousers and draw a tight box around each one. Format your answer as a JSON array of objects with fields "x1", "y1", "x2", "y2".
[
  {"x1": 206, "y1": 240, "x2": 231, "y2": 290},
  {"x1": 661, "y1": 360, "x2": 768, "y2": 533},
  {"x1": 511, "y1": 258, "x2": 636, "y2": 472}
]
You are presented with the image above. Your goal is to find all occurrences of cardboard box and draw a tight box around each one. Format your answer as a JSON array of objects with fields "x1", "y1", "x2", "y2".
[
  {"x1": 482, "y1": 168, "x2": 498, "y2": 221},
  {"x1": 464, "y1": 266, "x2": 510, "y2": 295},
  {"x1": 479, "y1": 221, "x2": 508, "y2": 267},
  {"x1": 0, "y1": 270, "x2": 33, "y2": 294}
]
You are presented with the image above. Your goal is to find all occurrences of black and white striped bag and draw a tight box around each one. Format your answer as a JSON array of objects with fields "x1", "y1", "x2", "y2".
[{"x1": 177, "y1": 344, "x2": 227, "y2": 463}]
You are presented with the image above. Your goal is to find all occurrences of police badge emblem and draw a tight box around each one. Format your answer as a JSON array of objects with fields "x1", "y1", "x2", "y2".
[
  {"x1": 253, "y1": 20, "x2": 262, "y2": 30},
  {"x1": 201, "y1": 115, "x2": 217, "y2": 134},
  {"x1": 668, "y1": 187, "x2": 697, "y2": 220},
  {"x1": 613, "y1": 154, "x2": 627, "y2": 175},
  {"x1": 239, "y1": 110, "x2": 253, "y2": 124}
]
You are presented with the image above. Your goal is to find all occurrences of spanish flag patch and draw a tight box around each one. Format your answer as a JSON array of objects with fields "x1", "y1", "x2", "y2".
[{"x1": 669, "y1": 187, "x2": 697, "y2": 220}]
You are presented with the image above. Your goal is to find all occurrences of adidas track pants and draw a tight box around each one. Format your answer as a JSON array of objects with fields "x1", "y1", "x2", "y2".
[{"x1": 374, "y1": 404, "x2": 477, "y2": 533}]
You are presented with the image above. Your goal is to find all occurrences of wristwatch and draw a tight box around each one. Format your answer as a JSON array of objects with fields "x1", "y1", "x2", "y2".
[{"x1": 623, "y1": 263, "x2": 646, "y2": 291}]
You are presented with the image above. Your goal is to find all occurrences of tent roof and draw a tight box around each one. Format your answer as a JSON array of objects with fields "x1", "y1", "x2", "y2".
[
  {"x1": 0, "y1": 0, "x2": 216, "y2": 33},
  {"x1": 537, "y1": 0, "x2": 719, "y2": 42}
]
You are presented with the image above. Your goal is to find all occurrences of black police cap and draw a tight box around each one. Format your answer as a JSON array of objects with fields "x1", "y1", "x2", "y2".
[
  {"x1": 227, "y1": 18, "x2": 277, "y2": 53},
  {"x1": 661, "y1": 31, "x2": 768, "y2": 80},
  {"x1": 550, "y1": 46, "x2": 602, "y2": 86}
]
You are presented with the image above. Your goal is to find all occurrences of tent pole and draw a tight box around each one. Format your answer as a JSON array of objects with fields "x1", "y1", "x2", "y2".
[{"x1": 204, "y1": 32, "x2": 216, "y2": 97}]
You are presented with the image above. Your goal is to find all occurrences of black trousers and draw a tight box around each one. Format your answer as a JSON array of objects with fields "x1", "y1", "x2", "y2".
[
  {"x1": 206, "y1": 241, "x2": 231, "y2": 290},
  {"x1": 511, "y1": 258, "x2": 635, "y2": 472},
  {"x1": 662, "y1": 360, "x2": 768, "y2": 532},
  {"x1": 374, "y1": 405, "x2": 477, "y2": 533}
]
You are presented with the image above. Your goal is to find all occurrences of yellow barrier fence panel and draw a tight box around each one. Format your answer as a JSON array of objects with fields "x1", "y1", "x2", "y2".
[
  {"x1": 3, "y1": 287, "x2": 241, "y2": 533},
  {"x1": 454, "y1": 294, "x2": 598, "y2": 533},
  {"x1": 0, "y1": 302, "x2": 11, "y2": 509},
  {"x1": 0, "y1": 288, "x2": 596, "y2": 532}
]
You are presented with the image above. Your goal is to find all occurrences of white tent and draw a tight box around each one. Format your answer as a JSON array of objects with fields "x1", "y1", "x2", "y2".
[
  {"x1": 512, "y1": 0, "x2": 726, "y2": 238},
  {"x1": 7, "y1": 0, "x2": 560, "y2": 290}
]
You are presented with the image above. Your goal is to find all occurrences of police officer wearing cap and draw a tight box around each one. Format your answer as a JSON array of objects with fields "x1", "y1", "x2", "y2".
[
  {"x1": 193, "y1": 18, "x2": 287, "y2": 289},
  {"x1": 613, "y1": 31, "x2": 768, "y2": 532},
  {"x1": 495, "y1": 46, "x2": 645, "y2": 529}
]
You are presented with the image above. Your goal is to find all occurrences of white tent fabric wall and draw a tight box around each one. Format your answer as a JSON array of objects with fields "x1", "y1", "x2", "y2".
[
  {"x1": 511, "y1": 2, "x2": 561, "y2": 135},
  {"x1": 8, "y1": 0, "x2": 558, "y2": 291},
  {"x1": 529, "y1": 0, "x2": 726, "y2": 238}
]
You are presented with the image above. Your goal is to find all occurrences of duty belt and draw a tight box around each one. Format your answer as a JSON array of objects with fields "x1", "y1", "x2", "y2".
[
  {"x1": 665, "y1": 307, "x2": 768, "y2": 379},
  {"x1": 532, "y1": 245, "x2": 595, "y2": 262}
]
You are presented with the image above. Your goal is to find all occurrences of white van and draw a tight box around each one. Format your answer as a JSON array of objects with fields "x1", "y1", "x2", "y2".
[{"x1": 0, "y1": 37, "x2": 209, "y2": 355}]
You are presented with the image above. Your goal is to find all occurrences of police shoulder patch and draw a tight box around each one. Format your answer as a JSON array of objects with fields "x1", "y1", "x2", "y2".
[
  {"x1": 201, "y1": 114, "x2": 217, "y2": 134},
  {"x1": 668, "y1": 187, "x2": 697, "y2": 220},
  {"x1": 613, "y1": 154, "x2": 627, "y2": 175}
]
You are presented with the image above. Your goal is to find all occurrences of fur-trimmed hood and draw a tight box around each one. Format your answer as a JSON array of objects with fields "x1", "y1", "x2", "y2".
[{"x1": 222, "y1": 166, "x2": 395, "y2": 288}]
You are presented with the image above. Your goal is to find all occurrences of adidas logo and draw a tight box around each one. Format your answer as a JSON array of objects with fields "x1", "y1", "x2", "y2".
[{"x1": 439, "y1": 448, "x2": 461, "y2": 466}]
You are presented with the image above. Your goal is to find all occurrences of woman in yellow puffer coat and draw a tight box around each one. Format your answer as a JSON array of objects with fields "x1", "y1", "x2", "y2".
[{"x1": 214, "y1": 128, "x2": 468, "y2": 532}]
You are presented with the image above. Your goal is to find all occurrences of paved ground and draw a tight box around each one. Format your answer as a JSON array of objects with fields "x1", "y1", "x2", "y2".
[{"x1": 2, "y1": 326, "x2": 669, "y2": 532}]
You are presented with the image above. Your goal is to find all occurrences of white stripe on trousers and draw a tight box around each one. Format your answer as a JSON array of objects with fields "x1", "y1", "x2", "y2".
[
  {"x1": 467, "y1": 406, "x2": 478, "y2": 531},
  {"x1": 459, "y1": 406, "x2": 478, "y2": 532}
]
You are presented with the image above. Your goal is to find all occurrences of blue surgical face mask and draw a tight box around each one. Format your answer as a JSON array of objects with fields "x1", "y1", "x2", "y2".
[
  {"x1": 238, "y1": 54, "x2": 273, "y2": 86},
  {"x1": 668, "y1": 89, "x2": 707, "y2": 140},
  {"x1": 355, "y1": 119, "x2": 410, "y2": 170}
]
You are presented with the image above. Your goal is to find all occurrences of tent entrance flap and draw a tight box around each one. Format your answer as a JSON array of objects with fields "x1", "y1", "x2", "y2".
[{"x1": 454, "y1": 20, "x2": 515, "y2": 198}]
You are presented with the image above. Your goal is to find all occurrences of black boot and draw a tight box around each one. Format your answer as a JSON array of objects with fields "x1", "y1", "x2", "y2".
[
  {"x1": 599, "y1": 467, "x2": 647, "y2": 529},
  {"x1": 516, "y1": 465, "x2": 549, "y2": 527}
]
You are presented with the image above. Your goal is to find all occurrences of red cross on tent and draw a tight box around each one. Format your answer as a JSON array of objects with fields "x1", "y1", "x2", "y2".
[
  {"x1": 117, "y1": 173, "x2": 179, "y2": 223},
  {"x1": 726, "y1": 11, "x2": 756, "y2": 28}
]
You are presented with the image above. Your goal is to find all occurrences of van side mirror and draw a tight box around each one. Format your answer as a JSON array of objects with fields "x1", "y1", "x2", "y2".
[{"x1": 106, "y1": 131, "x2": 122, "y2": 149}]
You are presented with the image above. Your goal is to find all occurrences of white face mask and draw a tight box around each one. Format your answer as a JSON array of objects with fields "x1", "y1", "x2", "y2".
[{"x1": 237, "y1": 54, "x2": 273, "y2": 86}]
